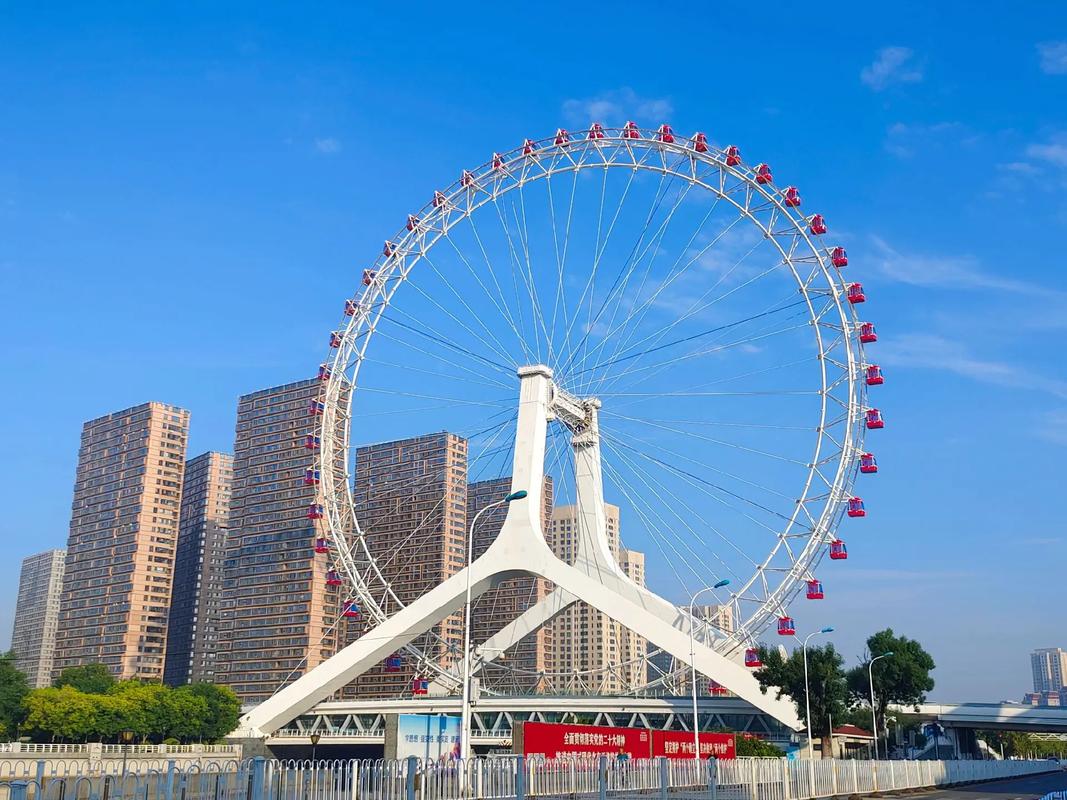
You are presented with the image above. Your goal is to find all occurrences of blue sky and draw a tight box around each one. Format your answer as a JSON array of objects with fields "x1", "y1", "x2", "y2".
[{"x1": 1, "y1": 2, "x2": 1065, "y2": 702}]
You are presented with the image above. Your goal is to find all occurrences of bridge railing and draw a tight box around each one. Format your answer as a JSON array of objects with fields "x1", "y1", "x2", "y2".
[{"x1": 0, "y1": 755, "x2": 1057, "y2": 800}]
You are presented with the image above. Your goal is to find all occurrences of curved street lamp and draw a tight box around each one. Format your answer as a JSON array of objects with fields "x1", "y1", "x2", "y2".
[
  {"x1": 688, "y1": 579, "x2": 730, "y2": 760},
  {"x1": 461, "y1": 489, "x2": 528, "y2": 760},
  {"x1": 868, "y1": 651, "x2": 894, "y2": 759},
  {"x1": 795, "y1": 626, "x2": 834, "y2": 761}
]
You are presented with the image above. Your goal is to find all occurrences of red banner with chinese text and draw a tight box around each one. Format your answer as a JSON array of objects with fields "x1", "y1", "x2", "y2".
[
  {"x1": 520, "y1": 721, "x2": 652, "y2": 759},
  {"x1": 650, "y1": 731, "x2": 736, "y2": 760}
]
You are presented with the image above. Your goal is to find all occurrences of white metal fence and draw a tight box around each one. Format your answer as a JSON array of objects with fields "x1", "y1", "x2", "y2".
[{"x1": 0, "y1": 756, "x2": 1055, "y2": 800}]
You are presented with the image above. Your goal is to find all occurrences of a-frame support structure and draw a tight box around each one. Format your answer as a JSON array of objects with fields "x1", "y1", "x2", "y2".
[{"x1": 238, "y1": 366, "x2": 801, "y2": 737}]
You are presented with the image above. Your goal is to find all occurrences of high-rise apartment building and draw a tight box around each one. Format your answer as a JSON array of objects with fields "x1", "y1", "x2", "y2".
[
  {"x1": 349, "y1": 432, "x2": 469, "y2": 697},
  {"x1": 55, "y1": 402, "x2": 189, "y2": 681},
  {"x1": 1031, "y1": 648, "x2": 1067, "y2": 694},
  {"x1": 467, "y1": 476, "x2": 554, "y2": 693},
  {"x1": 11, "y1": 549, "x2": 66, "y2": 687},
  {"x1": 547, "y1": 503, "x2": 647, "y2": 694},
  {"x1": 163, "y1": 452, "x2": 233, "y2": 686},
  {"x1": 217, "y1": 379, "x2": 343, "y2": 704}
]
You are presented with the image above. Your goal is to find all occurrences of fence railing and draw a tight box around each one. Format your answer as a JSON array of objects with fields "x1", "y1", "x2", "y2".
[{"x1": 0, "y1": 755, "x2": 1056, "y2": 800}]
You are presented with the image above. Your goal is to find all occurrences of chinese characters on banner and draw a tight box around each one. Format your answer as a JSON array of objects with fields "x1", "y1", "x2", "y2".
[{"x1": 520, "y1": 721, "x2": 736, "y2": 760}]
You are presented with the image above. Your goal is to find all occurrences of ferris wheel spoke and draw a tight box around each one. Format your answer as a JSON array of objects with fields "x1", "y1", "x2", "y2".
[
  {"x1": 463, "y1": 208, "x2": 536, "y2": 365},
  {"x1": 378, "y1": 309, "x2": 515, "y2": 379},
  {"x1": 557, "y1": 168, "x2": 639, "y2": 375},
  {"x1": 372, "y1": 328, "x2": 516, "y2": 393},
  {"x1": 601, "y1": 409, "x2": 810, "y2": 466},
  {"x1": 543, "y1": 168, "x2": 579, "y2": 360},
  {"x1": 601, "y1": 439, "x2": 756, "y2": 584},
  {"x1": 580, "y1": 197, "x2": 734, "y2": 391},
  {"x1": 413, "y1": 251, "x2": 525, "y2": 369},
  {"x1": 580, "y1": 177, "x2": 698, "y2": 395},
  {"x1": 562, "y1": 169, "x2": 672, "y2": 379},
  {"x1": 363, "y1": 357, "x2": 513, "y2": 393},
  {"x1": 493, "y1": 197, "x2": 551, "y2": 363},
  {"x1": 601, "y1": 429, "x2": 805, "y2": 535}
]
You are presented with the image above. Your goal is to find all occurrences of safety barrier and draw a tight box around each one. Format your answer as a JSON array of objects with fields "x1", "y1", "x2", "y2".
[{"x1": 0, "y1": 755, "x2": 1054, "y2": 800}]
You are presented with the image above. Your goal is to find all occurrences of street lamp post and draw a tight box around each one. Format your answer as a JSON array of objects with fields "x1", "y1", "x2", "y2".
[
  {"x1": 309, "y1": 732, "x2": 321, "y2": 762},
  {"x1": 796, "y1": 627, "x2": 834, "y2": 761},
  {"x1": 461, "y1": 489, "x2": 527, "y2": 761},
  {"x1": 867, "y1": 652, "x2": 894, "y2": 760},
  {"x1": 120, "y1": 729, "x2": 134, "y2": 776},
  {"x1": 688, "y1": 580, "x2": 730, "y2": 760}
]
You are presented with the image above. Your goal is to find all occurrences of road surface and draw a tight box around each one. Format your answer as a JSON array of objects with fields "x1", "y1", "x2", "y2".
[{"x1": 909, "y1": 769, "x2": 1067, "y2": 800}]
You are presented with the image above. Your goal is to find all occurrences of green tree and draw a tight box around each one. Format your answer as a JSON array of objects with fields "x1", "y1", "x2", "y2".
[
  {"x1": 164, "y1": 687, "x2": 210, "y2": 743},
  {"x1": 0, "y1": 652, "x2": 30, "y2": 738},
  {"x1": 54, "y1": 663, "x2": 115, "y2": 694},
  {"x1": 109, "y1": 682, "x2": 171, "y2": 742},
  {"x1": 754, "y1": 643, "x2": 848, "y2": 758},
  {"x1": 23, "y1": 686, "x2": 98, "y2": 742},
  {"x1": 846, "y1": 629, "x2": 935, "y2": 727},
  {"x1": 184, "y1": 683, "x2": 241, "y2": 742},
  {"x1": 735, "y1": 735, "x2": 784, "y2": 757}
]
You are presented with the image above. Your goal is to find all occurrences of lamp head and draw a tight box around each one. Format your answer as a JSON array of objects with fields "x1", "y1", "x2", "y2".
[
  {"x1": 820, "y1": 626, "x2": 834, "y2": 633},
  {"x1": 504, "y1": 490, "x2": 528, "y2": 502},
  {"x1": 713, "y1": 579, "x2": 730, "y2": 589},
  {"x1": 310, "y1": 733, "x2": 321, "y2": 746}
]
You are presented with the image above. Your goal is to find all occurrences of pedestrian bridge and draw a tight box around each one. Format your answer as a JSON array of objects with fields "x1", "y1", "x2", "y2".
[{"x1": 896, "y1": 702, "x2": 1067, "y2": 732}]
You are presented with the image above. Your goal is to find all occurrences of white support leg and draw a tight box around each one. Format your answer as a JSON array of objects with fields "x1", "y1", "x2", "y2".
[{"x1": 238, "y1": 364, "x2": 801, "y2": 737}]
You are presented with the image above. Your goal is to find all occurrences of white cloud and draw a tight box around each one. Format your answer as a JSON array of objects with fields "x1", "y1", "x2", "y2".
[
  {"x1": 314, "y1": 137, "x2": 342, "y2": 154},
  {"x1": 1038, "y1": 410, "x2": 1067, "y2": 445},
  {"x1": 1026, "y1": 139, "x2": 1067, "y2": 168},
  {"x1": 561, "y1": 88, "x2": 673, "y2": 127},
  {"x1": 861, "y1": 47, "x2": 924, "y2": 91},
  {"x1": 878, "y1": 333, "x2": 1067, "y2": 400},
  {"x1": 869, "y1": 236, "x2": 1053, "y2": 296},
  {"x1": 1038, "y1": 41, "x2": 1067, "y2": 75}
]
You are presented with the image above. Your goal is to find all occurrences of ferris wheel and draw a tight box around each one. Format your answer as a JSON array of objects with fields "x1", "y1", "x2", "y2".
[{"x1": 306, "y1": 123, "x2": 883, "y2": 702}]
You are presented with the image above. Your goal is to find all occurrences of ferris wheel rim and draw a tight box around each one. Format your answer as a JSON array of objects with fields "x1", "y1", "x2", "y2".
[{"x1": 315, "y1": 125, "x2": 869, "y2": 691}]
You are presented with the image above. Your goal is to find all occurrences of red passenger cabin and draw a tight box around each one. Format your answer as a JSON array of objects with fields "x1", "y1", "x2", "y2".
[
  {"x1": 461, "y1": 170, "x2": 475, "y2": 187},
  {"x1": 657, "y1": 124, "x2": 675, "y2": 143},
  {"x1": 623, "y1": 121, "x2": 641, "y2": 139},
  {"x1": 309, "y1": 400, "x2": 324, "y2": 415},
  {"x1": 326, "y1": 569, "x2": 342, "y2": 587},
  {"x1": 829, "y1": 539, "x2": 848, "y2": 560},
  {"x1": 304, "y1": 468, "x2": 320, "y2": 486},
  {"x1": 362, "y1": 269, "x2": 377, "y2": 286},
  {"x1": 831, "y1": 247, "x2": 848, "y2": 268},
  {"x1": 344, "y1": 299, "x2": 360, "y2": 316},
  {"x1": 342, "y1": 601, "x2": 361, "y2": 619},
  {"x1": 329, "y1": 332, "x2": 342, "y2": 348},
  {"x1": 809, "y1": 214, "x2": 827, "y2": 235},
  {"x1": 777, "y1": 616, "x2": 796, "y2": 636},
  {"x1": 865, "y1": 408, "x2": 885, "y2": 429},
  {"x1": 745, "y1": 647, "x2": 763, "y2": 668},
  {"x1": 782, "y1": 186, "x2": 801, "y2": 207},
  {"x1": 708, "y1": 681, "x2": 728, "y2": 696},
  {"x1": 554, "y1": 129, "x2": 570, "y2": 146},
  {"x1": 307, "y1": 503, "x2": 324, "y2": 520},
  {"x1": 304, "y1": 435, "x2": 320, "y2": 450},
  {"x1": 806, "y1": 579, "x2": 825, "y2": 600},
  {"x1": 865, "y1": 365, "x2": 885, "y2": 386},
  {"x1": 433, "y1": 191, "x2": 447, "y2": 207},
  {"x1": 313, "y1": 537, "x2": 329, "y2": 554},
  {"x1": 386, "y1": 654, "x2": 403, "y2": 672},
  {"x1": 588, "y1": 122, "x2": 605, "y2": 140},
  {"x1": 492, "y1": 152, "x2": 505, "y2": 170},
  {"x1": 847, "y1": 497, "x2": 866, "y2": 517},
  {"x1": 754, "y1": 163, "x2": 773, "y2": 184},
  {"x1": 412, "y1": 678, "x2": 429, "y2": 695},
  {"x1": 859, "y1": 453, "x2": 878, "y2": 474},
  {"x1": 692, "y1": 132, "x2": 709, "y2": 153},
  {"x1": 847, "y1": 283, "x2": 866, "y2": 304},
  {"x1": 318, "y1": 364, "x2": 332, "y2": 381},
  {"x1": 724, "y1": 145, "x2": 741, "y2": 166},
  {"x1": 859, "y1": 322, "x2": 877, "y2": 343},
  {"x1": 406, "y1": 215, "x2": 419, "y2": 231},
  {"x1": 522, "y1": 139, "x2": 537, "y2": 155},
  {"x1": 383, "y1": 241, "x2": 395, "y2": 257}
]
